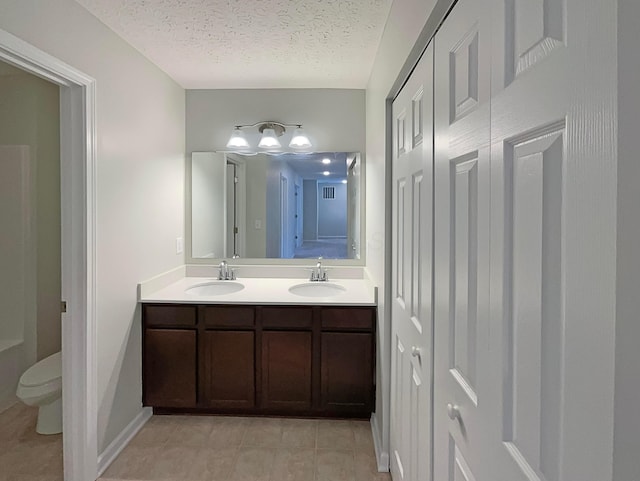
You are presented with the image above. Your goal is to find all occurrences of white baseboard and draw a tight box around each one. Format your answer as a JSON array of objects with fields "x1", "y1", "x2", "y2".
[
  {"x1": 97, "y1": 407, "x2": 152, "y2": 477},
  {"x1": 371, "y1": 412, "x2": 390, "y2": 472}
]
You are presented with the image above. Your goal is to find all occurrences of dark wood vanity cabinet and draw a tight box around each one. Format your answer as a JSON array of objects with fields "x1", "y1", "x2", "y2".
[
  {"x1": 142, "y1": 305, "x2": 197, "y2": 408},
  {"x1": 142, "y1": 303, "x2": 375, "y2": 418}
]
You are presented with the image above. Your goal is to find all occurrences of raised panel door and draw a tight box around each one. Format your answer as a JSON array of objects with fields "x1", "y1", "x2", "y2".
[
  {"x1": 320, "y1": 332, "x2": 373, "y2": 414},
  {"x1": 143, "y1": 329, "x2": 197, "y2": 408},
  {"x1": 433, "y1": 0, "x2": 492, "y2": 480},
  {"x1": 487, "y1": 0, "x2": 617, "y2": 480},
  {"x1": 390, "y1": 41, "x2": 433, "y2": 481},
  {"x1": 261, "y1": 331, "x2": 312, "y2": 410},
  {"x1": 203, "y1": 330, "x2": 255, "y2": 409}
]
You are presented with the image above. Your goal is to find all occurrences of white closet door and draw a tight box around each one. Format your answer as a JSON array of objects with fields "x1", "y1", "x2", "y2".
[
  {"x1": 486, "y1": 0, "x2": 617, "y2": 481},
  {"x1": 390, "y1": 42, "x2": 433, "y2": 481},
  {"x1": 433, "y1": 0, "x2": 492, "y2": 480}
]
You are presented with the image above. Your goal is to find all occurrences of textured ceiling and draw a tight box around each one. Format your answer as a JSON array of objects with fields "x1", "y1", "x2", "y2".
[{"x1": 75, "y1": 0, "x2": 393, "y2": 89}]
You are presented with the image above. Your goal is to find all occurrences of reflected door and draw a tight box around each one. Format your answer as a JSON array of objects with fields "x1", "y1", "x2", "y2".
[{"x1": 390, "y1": 42, "x2": 433, "y2": 481}]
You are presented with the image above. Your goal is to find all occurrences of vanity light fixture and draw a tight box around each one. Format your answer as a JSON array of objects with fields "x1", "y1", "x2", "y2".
[{"x1": 226, "y1": 121, "x2": 312, "y2": 150}]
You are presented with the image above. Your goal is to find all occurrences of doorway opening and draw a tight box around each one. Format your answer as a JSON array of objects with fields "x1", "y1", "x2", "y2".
[{"x1": 0, "y1": 28, "x2": 98, "y2": 481}]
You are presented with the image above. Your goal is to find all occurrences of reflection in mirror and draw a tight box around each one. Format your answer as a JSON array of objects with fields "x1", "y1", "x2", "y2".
[{"x1": 191, "y1": 152, "x2": 362, "y2": 260}]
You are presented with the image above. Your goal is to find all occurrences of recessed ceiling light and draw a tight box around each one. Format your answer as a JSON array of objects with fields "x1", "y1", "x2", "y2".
[
  {"x1": 341, "y1": 179, "x2": 347, "y2": 184},
  {"x1": 323, "y1": 171, "x2": 330, "y2": 176},
  {"x1": 322, "y1": 158, "x2": 331, "y2": 164}
]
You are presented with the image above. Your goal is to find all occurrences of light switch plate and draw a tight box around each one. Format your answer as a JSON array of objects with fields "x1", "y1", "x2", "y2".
[{"x1": 176, "y1": 236, "x2": 184, "y2": 254}]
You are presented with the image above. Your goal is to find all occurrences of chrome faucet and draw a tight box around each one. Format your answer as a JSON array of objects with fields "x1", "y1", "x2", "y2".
[
  {"x1": 310, "y1": 258, "x2": 328, "y2": 282},
  {"x1": 218, "y1": 260, "x2": 236, "y2": 280}
]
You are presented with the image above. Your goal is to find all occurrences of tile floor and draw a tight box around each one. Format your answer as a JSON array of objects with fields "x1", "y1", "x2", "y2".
[
  {"x1": 0, "y1": 402, "x2": 63, "y2": 481},
  {"x1": 100, "y1": 415, "x2": 390, "y2": 481}
]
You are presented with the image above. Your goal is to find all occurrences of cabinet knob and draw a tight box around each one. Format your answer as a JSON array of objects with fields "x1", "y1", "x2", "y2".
[
  {"x1": 411, "y1": 346, "x2": 422, "y2": 359},
  {"x1": 447, "y1": 403, "x2": 461, "y2": 421}
]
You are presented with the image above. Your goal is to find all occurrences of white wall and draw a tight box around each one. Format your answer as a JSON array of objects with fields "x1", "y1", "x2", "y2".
[
  {"x1": 614, "y1": 1, "x2": 640, "y2": 479},
  {"x1": 364, "y1": 0, "x2": 437, "y2": 466},
  {"x1": 317, "y1": 182, "x2": 347, "y2": 237},
  {"x1": 186, "y1": 89, "x2": 365, "y2": 153},
  {"x1": 0, "y1": 0, "x2": 186, "y2": 452}
]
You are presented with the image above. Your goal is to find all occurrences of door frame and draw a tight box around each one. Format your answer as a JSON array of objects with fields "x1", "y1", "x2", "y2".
[{"x1": 0, "y1": 29, "x2": 98, "y2": 481}]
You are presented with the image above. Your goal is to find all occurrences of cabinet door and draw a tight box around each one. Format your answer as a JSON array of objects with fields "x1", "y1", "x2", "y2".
[
  {"x1": 143, "y1": 329, "x2": 197, "y2": 407},
  {"x1": 261, "y1": 331, "x2": 312, "y2": 411},
  {"x1": 320, "y1": 332, "x2": 373, "y2": 414},
  {"x1": 203, "y1": 330, "x2": 255, "y2": 409}
]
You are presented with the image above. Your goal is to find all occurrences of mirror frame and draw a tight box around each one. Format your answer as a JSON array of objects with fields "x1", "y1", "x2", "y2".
[{"x1": 186, "y1": 151, "x2": 366, "y2": 266}]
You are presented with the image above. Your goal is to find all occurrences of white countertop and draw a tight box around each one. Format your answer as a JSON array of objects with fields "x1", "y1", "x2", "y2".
[{"x1": 139, "y1": 276, "x2": 377, "y2": 306}]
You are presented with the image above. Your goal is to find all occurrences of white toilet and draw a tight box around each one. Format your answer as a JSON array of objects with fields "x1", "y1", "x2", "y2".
[{"x1": 16, "y1": 351, "x2": 62, "y2": 435}]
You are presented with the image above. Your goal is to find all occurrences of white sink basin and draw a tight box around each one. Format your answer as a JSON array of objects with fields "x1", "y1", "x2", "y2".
[
  {"x1": 288, "y1": 282, "x2": 347, "y2": 297},
  {"x1": 186, "y1": 281, "x2": 245, "y2": 296}
]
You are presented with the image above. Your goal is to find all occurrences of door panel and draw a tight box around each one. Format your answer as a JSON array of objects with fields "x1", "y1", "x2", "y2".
[
  {"x1": 320, "y1": 332, "x2": 373, "y2": 412},
  {"x1": 390, "y1": 42, "x2": 433, "y2": 481},
  {"x1": 488, "y1": 0, "x2": 617, "y2": 480},
  {"x1": 433, "y1": 0, "x2": 491, "y2": 480},
  {"x1": 261, "y1": 331, "x2": 312, "y2": 410},
  {"x1": 203, "y1": 330, "x2": 255, "y2": 409},
  {"x1": 143, "y1": 329, "x2": 197, "y2": 407}
]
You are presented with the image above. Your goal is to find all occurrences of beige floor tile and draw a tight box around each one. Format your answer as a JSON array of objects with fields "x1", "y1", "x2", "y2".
[
  {"x1": 0, "y1": 404, "x2": 38, "y2": 442},
  {"x1": 0, "y1": 439, "x2": 63, "y2": 476},
  {"x1": 315, "y1": 449, "x2": 356, "y2": 481},
  {"x1": 270, "y1": 447, "x2": 315, "y2": 481},
  {"x1": 203, "y1": 447, "x2": 238, "y2": 481},
  {"x1": 166, "y1": 416, "x2": 216, "y2": 447},
  {"x1": 208, "y1": 416, "x2": 250, "y2": 448},
  {"x1": 0, "y1": 476, "x2": 64, "y2": 481},
  {"x1": 280, "y1": 419, "x2": 317, "y2": 448},
  {"x1": 101, "y1": 444, "x2": 158, "y2": 480},
  {"x1": 351, "y1": 420, "x2": 375, "y2": 452},
  {"x1": 230, "y1": 447, "x2": 277, "y2": 481},
  {"x1": 129, "y1": 416, "x2": 178, "y2": 447},
  {"x1": 146, "y1": 445, "x2": 209, "y2": 480},
  {"x1": 316, "y1": 420, "x2": 356, "y2": 450},
  {"x1": 241, "y1": 418, "x2": 283, "y2": 447},
  {"x1": 354, "y1": 450, "x2": 391, "y2": 481}
]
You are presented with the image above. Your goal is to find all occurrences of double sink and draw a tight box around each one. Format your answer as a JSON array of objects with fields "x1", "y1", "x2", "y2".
[{"x1": 185, "y1": 280, "x2": 347, "y2": 298}]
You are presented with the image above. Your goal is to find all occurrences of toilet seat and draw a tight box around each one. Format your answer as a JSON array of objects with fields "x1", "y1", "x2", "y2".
[{"x1": 20, "y1": 351, "x2": 61, "y2": 387}]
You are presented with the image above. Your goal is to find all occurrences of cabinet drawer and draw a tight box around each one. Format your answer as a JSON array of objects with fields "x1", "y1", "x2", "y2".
[
  {"x1": 144, "y1": 305, "x2": 196, "y2": 327},
  {"x1": 321, "y1": 308, "x2": 374, "y2": 330},
  {"x1": 203, "y1": 306, "x2": 254, "y2": 327},
  {"x1": 262, "y1": 307, "x2": 313, "y2": 329}
]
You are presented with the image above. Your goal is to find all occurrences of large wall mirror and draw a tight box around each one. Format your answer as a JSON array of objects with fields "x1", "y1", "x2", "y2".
[{"x1": 188, "y1": 152, "x2": 364, "y2": 263}]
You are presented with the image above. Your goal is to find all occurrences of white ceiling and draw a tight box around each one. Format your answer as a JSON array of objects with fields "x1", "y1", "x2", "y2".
[{"x1": 75, "y1": 0, "x2": 394, "y2": 89}]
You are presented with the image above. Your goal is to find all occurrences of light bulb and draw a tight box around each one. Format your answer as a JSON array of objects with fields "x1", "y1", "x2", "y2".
[
  {"x1": 289, "y1": 127, "x2": 312, "y2": 149},
  {"x1": 226, "y1": 128, "x2": 249, "y2": 149},
  {"x1": 258, "y1": 128, "x2": 281, "y2": 148}
]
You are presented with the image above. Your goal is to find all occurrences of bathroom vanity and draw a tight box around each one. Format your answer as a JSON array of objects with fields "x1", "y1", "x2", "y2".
[{"x1": 139, "y1": 275, "x2": 376, "y2": 419}]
